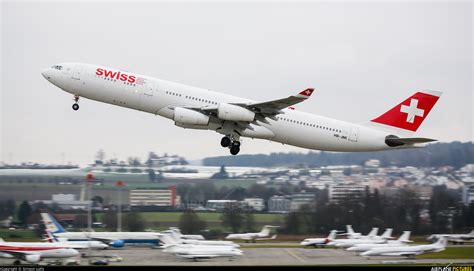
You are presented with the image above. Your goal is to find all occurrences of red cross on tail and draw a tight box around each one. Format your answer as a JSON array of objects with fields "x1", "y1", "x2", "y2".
[{"x1": 371, "y1": 90, "x2": 442, "y2": 132}]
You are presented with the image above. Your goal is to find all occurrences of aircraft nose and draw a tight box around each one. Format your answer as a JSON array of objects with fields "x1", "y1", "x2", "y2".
[{"x1": 41, "y1": 68, "x2": 52, "y2": 80}]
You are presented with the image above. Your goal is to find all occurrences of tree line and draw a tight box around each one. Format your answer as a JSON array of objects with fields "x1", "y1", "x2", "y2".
[{"x1": 203, "y1": 142, "x2": 474, "y2": 168}]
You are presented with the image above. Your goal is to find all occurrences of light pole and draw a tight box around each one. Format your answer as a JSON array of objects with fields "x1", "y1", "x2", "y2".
[
  {"x1": 116, "y1": 180, "x2": 125, "y2": 232},
  {"x1": 85, "y1": 173, "x2": 94, "y2": 263}
]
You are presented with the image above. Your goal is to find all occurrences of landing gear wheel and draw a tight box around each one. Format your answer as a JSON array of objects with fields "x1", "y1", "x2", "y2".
[
  {"x1": 230, "y1": 143, "x2": 240, "y2": 155},
  {"x1": 72, "y1": 103, "x2": 79, "y2": 111},
  {"x1": 220, "y1": 137, "x2": 231, "y2": 147}
]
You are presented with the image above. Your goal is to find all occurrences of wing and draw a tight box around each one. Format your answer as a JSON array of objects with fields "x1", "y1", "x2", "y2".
[
  {"x1": 232, "y1": 88, "x2": 315, "y2": 116},
  {"x1": 190, "y1": 88, "x2": 315, "y2": 117}
]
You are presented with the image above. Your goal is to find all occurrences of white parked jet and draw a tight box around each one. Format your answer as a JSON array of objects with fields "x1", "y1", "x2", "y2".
[
  {"x1": 329, "y1": 228, "x2": 394, "y2": 248},
  {"x1": 160, "y1": 232, "x2": 239, "y2": 247},
  {"x1": 346, "y1": 231, "x2": 413, "y2": 252},
  {"x1": 163, "y1": 244, "x2": 243, "y2": 261},
  {"x1": 360, "y1": 237, "x2": 448, "y2": 258},
  {"x1": 300, "y1": 230, "x2": 338, "y2": 247},
  {"x1": 427, "y1": 230, "x2": 474, "y2": 244},
  {"x1": 42, "y1": 63, "x2": 442, "y2": 155},
  {"x1": 225, "y1": 225, "x2": 278, "y2": 243},
  {"x1": 44, "y1": 230, "x2": 109, "y2": 249},
  {"x1": 0, "y1": 238, "x2": 79, "y2": 265},
  {"x1": 41, "y1": 213, "x2": 161, "y2": 248},
  {"x1": 339, "y1": 225, "x2": 362, "y2": 239},
  {"x1": 168, "y1": 227, "x2": 205, "y2": 240}
]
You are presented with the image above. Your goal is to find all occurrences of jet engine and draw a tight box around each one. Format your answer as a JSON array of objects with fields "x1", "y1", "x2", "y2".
[
  {"x1": 217, "y1": 103, "x2": 255, "y2": 122},
  {"x1": 24, "y1": 254, "x2": 41, "y2": 263},
  {"x1": 173, "y1": 107, "x2": 209, "y2": 126},
  {"x1": 110, "y1": 240, "x2": 125, "y2": 248}
]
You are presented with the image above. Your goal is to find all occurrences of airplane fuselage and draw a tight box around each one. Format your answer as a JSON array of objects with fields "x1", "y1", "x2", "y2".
[{"x1": 41, "y1": 63, "x2": 432, "y2": 154}]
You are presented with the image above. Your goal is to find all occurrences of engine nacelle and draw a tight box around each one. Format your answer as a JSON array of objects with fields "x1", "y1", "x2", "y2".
[
  {"x1": 110, "y1": 240, "x2": 125, "y2": 248},
  {"x1": 173, "y1": 107, "x2": 209, "y2": 126},
  {"x1": 218, "y1": 103, "x2": 255, "y2": 122},
  {"x1": 25, "y1": 254, "x2": 41, "y2": 263}
]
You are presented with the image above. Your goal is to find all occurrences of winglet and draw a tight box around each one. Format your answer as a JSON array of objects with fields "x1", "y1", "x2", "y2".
[{"x1": 297, "y1": 88, "x2": 315, "y2": 98}]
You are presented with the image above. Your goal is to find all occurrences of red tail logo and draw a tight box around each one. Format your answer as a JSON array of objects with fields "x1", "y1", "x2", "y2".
[{"x1": 371, "y1": 90, "x2": 442, "y2": 132}]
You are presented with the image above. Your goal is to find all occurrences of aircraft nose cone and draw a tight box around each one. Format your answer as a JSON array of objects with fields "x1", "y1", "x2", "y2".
[{"x1": 41, "y1": 68, "x2": 52, "y2": 80}]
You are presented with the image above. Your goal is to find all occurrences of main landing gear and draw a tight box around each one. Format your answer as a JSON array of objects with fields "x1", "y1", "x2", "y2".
[
  {"x1": 221, "y1": 136, "x2": 241, "y2": 155},
  {"x1": 72, "y1": 95, "x2": 80, "y2": 111}
]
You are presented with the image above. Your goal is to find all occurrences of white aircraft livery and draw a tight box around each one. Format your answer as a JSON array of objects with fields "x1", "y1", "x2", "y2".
[{"x1": 42, "y1": 63, "x2": 442, "y2": 155}]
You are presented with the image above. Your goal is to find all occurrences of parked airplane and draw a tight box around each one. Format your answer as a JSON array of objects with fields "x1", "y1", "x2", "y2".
[
  {"x1": 0, "y1": 238, "x2": 79, "y2": 265},
  {"x1": 225, "y1": 225, "x2": 279, "y2": 243},
  {"x1": 163, "y1": 244, "x2": 243, "y2": 261},
  {"x1": 160, "y1": 231, "x2": 239, "y2": 247},
  {"x1": 44, "y1": 230, "x2": 109, "y2": 249},
  {"x1": 42, "y1": 63, "x2": 442, "y2": 155},
  {"x1": 41, "y1": 213, "x2": 161, "y2": 248},
  {"x1": 329, "y1": 228, "x2": 393, "y2": 248},
  {"x1": 300, "y1": 230, "x2": 338, "y2": 247},
  {"x1": 339, "y1": 225, "x2": 362, "y2": 239},
  {"x1": 360, "y1": 237, "x2": 448, "y2": 258},
  {"x1": 329, "y1": 227, "x2": 380, "y2": 246},
  {"x1": 168, "y1": 227, "x2": 205, "y2": 240},
  {"x1": 427, "y1": 230, "x2": 474, "y2": 244},
  {"x1": 346, "y1": 231, "x2": 413, "y2": 252}
]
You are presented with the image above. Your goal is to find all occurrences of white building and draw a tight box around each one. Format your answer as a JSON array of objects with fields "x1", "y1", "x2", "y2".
[
  {"x1": 462, "y1": 177, "x2": 474, "y2": 204},
  {"x1": 268, "y1": 196, "x2": 291, "y2": 213},
  {"x1": 242, "y1": 198, "x2": 265, "y2": 211},
  {"x1": 329, "y1": 184, "x2": 365, "y2": 203},
  {"x1": 129, "y1": 186, "x2": 179, "y2": 207},
  {"x1": 206, "y1": 200, "x2": 239, "y2": 210}
]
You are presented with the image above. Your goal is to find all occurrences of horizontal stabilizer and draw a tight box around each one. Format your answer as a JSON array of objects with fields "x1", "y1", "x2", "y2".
[{"x1": 385, "y1": 137, "x2": 437, "y2": 146}]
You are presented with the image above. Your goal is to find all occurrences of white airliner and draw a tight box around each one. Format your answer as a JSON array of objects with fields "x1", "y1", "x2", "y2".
[
  {"x1": 44, "y1": 230, "x2": 109, "y2": 250},
  {"x1": 42, "y1": 63, "x2": 442, "y2": 155},
  {"x1": 41, "y1": 213, "x2": 161, "y2": 248},
  {"x1": 346, "y1": 231, "x2": 412, "y2": 252},
  {"x1": 360, "y1": 237, "x2": 448, "y2": 258},
  {"x1": 225, "y1": 225, "x2": 278, "y2": 242},
  {"x1": 300, "y1": 230, "x2": 338, "y2": 247},
  {"x1": 0, "y1": 238, "x2": 79, "y2": 265}
]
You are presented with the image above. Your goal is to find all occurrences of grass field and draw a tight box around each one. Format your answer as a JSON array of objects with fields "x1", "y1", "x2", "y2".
[
  {"x1": 417, "y1": 247, "x2": 474, "y2": 259},
  {"x1": 97, "y1": 212, "x2": 285, "y2": 224}
]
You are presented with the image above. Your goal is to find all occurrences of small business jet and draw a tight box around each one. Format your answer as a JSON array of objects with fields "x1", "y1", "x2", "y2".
[
  {"x1": 346, "y1": 231, "x2": 412, "y2": 252},
  {"x1": 42, "y1": 63, "x2": 442, "y2": 155},
  {"x1": 300, "y1": 230, "x2": 338, "y2": 247},
  {"x1": 225, "y1": 225, "x2": 278, "y2": 243},
  {"x1": 159, "y1": 232, "x2": 239, "y2": 247},
  {"x1": 162, "y1": 244, "x2": 243, "y2": 261},
  {"x1": 427, "y1": 230, "x2": 474, "y2": 245},
  {"x1": 329, "y1": 228, "x2": 393, "y2": 248},
  {"x1": 360, "y1": 237, "x2": 447, "y2": 258}
]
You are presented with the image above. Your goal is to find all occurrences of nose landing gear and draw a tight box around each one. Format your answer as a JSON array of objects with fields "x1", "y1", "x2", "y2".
[
  {"x1": 220, "y1": 136, "x2": 241, "y2": 155},
  {"x1": 72, "y1": 95, "x2": 80, "y2": 111}
]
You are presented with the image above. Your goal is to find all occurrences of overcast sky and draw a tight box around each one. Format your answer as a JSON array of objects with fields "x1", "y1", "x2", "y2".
[{"x1": 1, "y1": 1, "x2": 472, "y2": 166}]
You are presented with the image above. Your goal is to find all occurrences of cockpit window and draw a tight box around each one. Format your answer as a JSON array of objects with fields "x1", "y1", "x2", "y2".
[{"x1": 51, "y1": 65, "x2": 63, "y2": 70}]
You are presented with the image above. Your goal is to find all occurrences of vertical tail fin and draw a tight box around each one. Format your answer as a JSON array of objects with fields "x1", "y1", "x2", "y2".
[
  {"x1": 327, "y1": 230, "x2": 337, "y2": 240},
  {"x1": 41, "y1": 213, "x2": 66, "y2": 234},
  {"x1": 435, "y1": 237, "x2": 448, "y2": 248},
  {"x1": 371, "y1": 90, "x2": 442, "y2": 134},
  {"x1": 381, "y1": 228, "x2": 393, "y2": 239},
  {"x1": 367, "y1": 228, "x2": 379, "y2": 237},
  {"x1": 397, "y1": 231, "x2": 412, "y2": 243}
]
